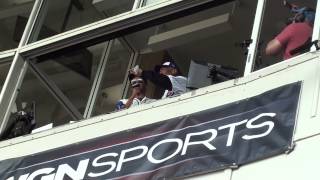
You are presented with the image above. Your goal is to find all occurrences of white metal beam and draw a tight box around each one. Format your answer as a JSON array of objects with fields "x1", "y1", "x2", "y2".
[
  {"x1": 84, "y1": 41, "x2": 112, "y2": 118},
  {"x1": 311, "y1": 0, "x2": 320, "y2": 51},
  {"x1": 132, "y1": 0, "x2": 143, "y2": 10},
  {"x1": 0, "y1": 54, "x2": 28, "y2": 134},
  {"x1": 19, "y1": 0, "x2": 233, "y2": 58},
  {"x1": 0, "y1": 49, "x2": 16, "y2": 60},
  {"x1": 243, "y1": 0, "x2": 266, "y2": 76},
  {"x1": 0, "y1": 0, "x2": 44, "y2": 134}
]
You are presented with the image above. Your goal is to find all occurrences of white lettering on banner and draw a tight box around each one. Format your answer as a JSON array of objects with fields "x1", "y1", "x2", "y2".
[
  {"x1": 6, "y1": 174, "x2": 29, "y2": 180},
  {"x1": 116, "y1": 146, "x2": 148, "y2": 172},
  {"x1": 148, "y1": 139, "x2": 183, "y2": 163},
  {"x1": 218, "y1": 120, "x2": 248, "y2": 147},
  {"x1": 54, "y1": 159, "x2": 89, "y2": 180},
  {"x1": 88, "y1": 153, "x2": 118, "y2": 177},
  {"x1": 6, "y1": 112, "x2": 277, "y2": 180},
  {"x1": 242, "y1": 113, "x2": 275, "y2": 140},
  {"x1": 26, "y1": 168, "x2": 54, "y2": 180},
  {"x1": 181, "y1": 129, "x2": 217, "y2": 155}
]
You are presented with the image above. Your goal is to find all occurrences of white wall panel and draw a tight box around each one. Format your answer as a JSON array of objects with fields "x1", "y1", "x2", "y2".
[
  {"x1": 232, "y1": 134, "x2": 320, "y2": 180},
  {"x1": 185, "y1": 169, "x2": 232, "y2": 180}
]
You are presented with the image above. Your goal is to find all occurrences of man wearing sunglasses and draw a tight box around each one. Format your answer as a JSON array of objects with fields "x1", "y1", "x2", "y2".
[
  {"x1": 129, "y1": 60, "x2": 187, "y2": 99},
  {"x1": 124, "y1": 76, "x2": 155, "y2": 109}
]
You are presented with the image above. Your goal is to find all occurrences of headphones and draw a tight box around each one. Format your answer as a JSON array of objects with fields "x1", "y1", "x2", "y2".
[{"x1": 291, "y1": 7, "x2": 315, "y2": 24}]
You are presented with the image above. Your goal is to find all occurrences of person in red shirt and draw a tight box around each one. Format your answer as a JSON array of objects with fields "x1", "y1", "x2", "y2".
[{"x1": 266, "y1": 7, "x2": 315, "y2": 60}]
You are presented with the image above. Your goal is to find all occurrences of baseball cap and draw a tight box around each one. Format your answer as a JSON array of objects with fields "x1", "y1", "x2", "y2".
[
  {"x1": 154, "y1": 61, "x2": 178, "y2": 73},
  {"x1": 160, "y1": 61, "x2": 177, "y2": 68}
]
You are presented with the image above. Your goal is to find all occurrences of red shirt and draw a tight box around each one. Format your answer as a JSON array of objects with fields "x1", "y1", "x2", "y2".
[{"x1": 276, "y1": 22, "x2": 312, "y2": 60}]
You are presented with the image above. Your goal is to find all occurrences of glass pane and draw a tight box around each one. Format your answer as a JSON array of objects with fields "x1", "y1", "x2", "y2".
[
  {"x1": 125, "y1": 1, "x2": 257, "y2": 96},
  {"x1": 0, "y1": 0, "x2": 35, "y2": 51},
  {"x1": 35, "y1": 41, "x2": 107, "y2": 115},
  {"x1": 142, "y1": 0, "x2": 167, "y2": 6},
  {"x1": 257, "y1": 0, "x2": 317, "y2": 69},
  {"x1": 34, "y1": 0, "x2": 135, "y2": 41},
  {"x1": 0, "y1": 68, "x2": 73, "y2": 141},
  {"x1": 0, "y1": 58, "x2": 12, "y2": 92},
  {"x1": 93, "y1": 39, "x2": 132, "y2": 116}
]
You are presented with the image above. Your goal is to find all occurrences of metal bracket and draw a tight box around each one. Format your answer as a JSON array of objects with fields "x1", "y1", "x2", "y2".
[{"x1": 285, "y1": 142, "x2": 296, "y2": 154}]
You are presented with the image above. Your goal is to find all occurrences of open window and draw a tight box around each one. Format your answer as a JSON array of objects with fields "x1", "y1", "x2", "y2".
[
  {"x1": 0, "y1": 0, "x2": 262, "y2": 139},
  {"x1": 254, "y1": 0, "x2": 317, "y2": 70},
  {"x1": 125, "y1": 0, "x2": 257, "y2": 97}
]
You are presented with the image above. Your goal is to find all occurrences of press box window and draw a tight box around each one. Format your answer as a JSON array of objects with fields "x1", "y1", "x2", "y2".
[
  {"x1": 125, "y1": 0, "x2": 257, "y2": 96},
  {"x1": 32, "y1": 0, "x2": 135, "y2": 41},
  {"x1": 0, "y1": 0, "x2": 35, "y2": 51},
  {"x1": 253, "y1": 0, "x2": 317, "y2": 70}
]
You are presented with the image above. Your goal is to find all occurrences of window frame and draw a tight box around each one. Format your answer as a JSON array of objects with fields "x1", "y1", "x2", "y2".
[
  {"x1": 0, "y1": 0, "x2": 235, "y2": 135},
  {"x1": 2, "y1": 0, "x2": 319, "y2": 136},
  {"x1": 245, "y1": 0, "x2": 320, "y2": 75}
]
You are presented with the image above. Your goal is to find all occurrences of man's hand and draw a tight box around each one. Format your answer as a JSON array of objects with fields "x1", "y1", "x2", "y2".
[
  {"x1": 125, "y1": 86, "x2": 141, "y2": 109},
  {"x1": 266, "y1": 39, "x2": 283, "y2": 56},
  {"x1": 129, "y1": 66, "x2": 142, "y2": 77},
  {"x1": 131, "y1": 87, "x2": 141, "y2": 98}
]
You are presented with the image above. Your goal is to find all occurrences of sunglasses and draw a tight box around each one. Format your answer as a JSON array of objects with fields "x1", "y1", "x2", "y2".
[{"x1": 130, "y1": 78, "x2": 144, "y2": 87}]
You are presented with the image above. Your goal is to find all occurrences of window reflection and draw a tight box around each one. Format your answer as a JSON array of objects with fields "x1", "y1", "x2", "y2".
[
  {"x1": 35, "y1": 42, "x2": 107, "y2": 116},
  {"x1": 0, "y1": 0, "x2": 35, "y2": 51},
  {"x1": 34, "y1": 0, "x2": 135, "y2": 41},
  {"x1": 93, "y1": 39, "x2": 133, "y2": 116},
  {"x1": 0, "y1": 59, "x2": 12, "y2": 92},
  {"x1": 10, "y1": 68, "x2": 73, "y2": 131}
]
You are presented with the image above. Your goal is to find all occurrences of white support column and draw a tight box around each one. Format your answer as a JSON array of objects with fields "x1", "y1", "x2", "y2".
[
  {"x1": 0, "y1": 55, "x2": 28, "y2": 133},
  {"x1": 132, "y1": 0, "x2": 143, "y2": 10},
  {"x1": 243, "y1": 0, "x2": 266, "y2": 76},
  {"x1": 84, "y1": 37, "x2": 137, "y2": 118},
  {"x1": 0, "y1": 50, "x2": 16, "y2": 60},
  {"x1": 311, "y1": 0, "x2": 320, "y2": 51},
  {"x1": 0, "y1": 0, "x2": 44, "y2": 134},
  {"x1": 84, "y1": 41, "x2": 113, "y2": 119}
]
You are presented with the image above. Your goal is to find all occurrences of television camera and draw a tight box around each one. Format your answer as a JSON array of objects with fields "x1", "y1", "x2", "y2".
[
  {"x1": 187, "y1": 60, "x2": 239, "y2": 90},
  {"x1": 0, "y1": 102, "x2": 36, "y2": 140}
]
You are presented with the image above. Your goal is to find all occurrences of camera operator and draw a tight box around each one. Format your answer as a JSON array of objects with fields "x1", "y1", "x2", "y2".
[
  {"x1": 123, "y1": 76, "x2": 155, "y2": 109},
  {"x1": 265, "y1": 1, "x2": 315, "y2": 60}
]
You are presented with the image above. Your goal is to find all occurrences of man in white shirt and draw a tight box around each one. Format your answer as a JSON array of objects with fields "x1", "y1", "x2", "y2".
[
  {"x1": 129, "y1": 61, "x2": 187, "y2": 98},
  {"x1": 124, "y1": 76, "x2": 155, "y2": 108},
  {"x1": 156, "y1": 61, "x2": 187, "y2": 98}
]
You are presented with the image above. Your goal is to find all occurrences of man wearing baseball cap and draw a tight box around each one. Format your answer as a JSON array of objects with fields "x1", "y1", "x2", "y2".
[
  {"x1": 115, "y1": 76, "x2": 155, "y2": 110},
  {"x1": 129, "y1": 60, "x2": 187, "y2": 98}
]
